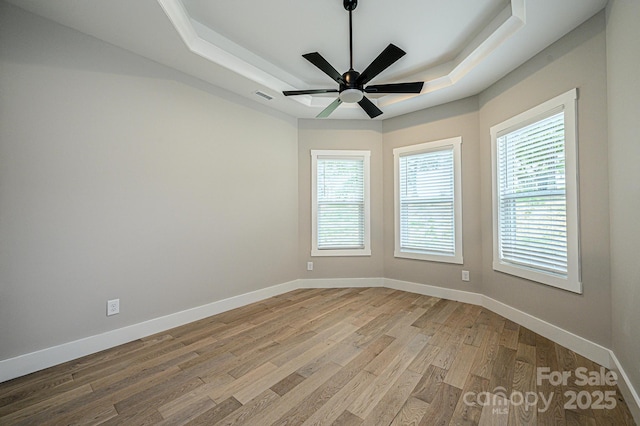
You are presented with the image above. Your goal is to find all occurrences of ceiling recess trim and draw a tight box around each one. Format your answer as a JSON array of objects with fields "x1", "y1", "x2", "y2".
[
  {"x1": 157, "y1": 0, "x2": 525, "y2": 111},
  {"x1": 156, "y1": 0, "x2": 309, "y2": 104},
  {"x1": 379, "y1": 0, "x2": 525, "y2": 109}
]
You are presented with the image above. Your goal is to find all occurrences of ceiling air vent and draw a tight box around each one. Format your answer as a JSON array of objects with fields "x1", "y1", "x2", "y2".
[{"x1": 254, "y1": 91, "x2": 273, "y2": 101}]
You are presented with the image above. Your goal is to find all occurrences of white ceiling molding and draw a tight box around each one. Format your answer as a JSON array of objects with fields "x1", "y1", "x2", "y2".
[
  {"x1": 156, "y1": 0, "x2": 305, "y2": 104},
  {"x1": 158, "y1": 0, "x2": 525, "y2": 113},
  {"x1": 7, "y1": 0, "x2": 607, "y2": 119},
  {"x1": 380, "y1": 0, "x2": 526, "y2": 109}
]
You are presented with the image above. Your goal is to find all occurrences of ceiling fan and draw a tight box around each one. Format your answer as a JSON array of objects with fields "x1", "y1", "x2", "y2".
[{"x1": 283, "y1": 0, "x2": 424, "y2": 119}]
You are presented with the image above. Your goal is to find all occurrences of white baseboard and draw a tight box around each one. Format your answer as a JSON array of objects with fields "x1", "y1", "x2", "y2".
[
  {"x1": 480, "y1": 295, "x2": 613, "y2": 367},
  {"x1": 609, "y1": 351, "x2": 640, "y2": 423},
  {"x1": 0, "y1": 279, "x2": 300, "y2": 383},
  {"x1": 384, "y1": 278, "x2": 484, "y2": 305},
  {"x1": 1, "y1": 276, "x2": 637, "y2": 424},
  {"x1": 298, "y1": 277, "x2": 385, "y2": 289}
]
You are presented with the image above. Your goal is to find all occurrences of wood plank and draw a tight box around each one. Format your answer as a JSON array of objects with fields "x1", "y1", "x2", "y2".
[
  {"x1": 224, "y1": 331, "x2": 316, "y2": 379},
  {"x1": 418, "y1": 382, "x2": 462, "y2": 425},
  {"x1": 518, "y1": 326, "x2": 537, "y2": 346},
  {"x1": 362, "y1": 369, "x2": 422, "y2": 425},
  {"x1": 301, "y1": 371, "x2": 377, "y2": 426},
  {"x1": 157, "y1": 372, "x2": 234, "y2": 418},
  {"x1": 476, "y1": 309, "x2": 506, "y2": 334},
  {"x1": 488, "y1": 346, "x2": 517, "y2": 395},
  {"x1": 363, "y1": 327, "x2": 420, "y2": 376},
  {"x1": 157, "y1": 395, "x2": 216, "y2": 425},
  {"x1": 347, "y1": 333, "x2": 430, "y2": 419},
  {"x1": 185, "y1": 396, "x2": 242, "y2": 425},
  {"x1": 333, "y1": 410, "x2": 364, "y2": 426},
  {"x1": 271, "y1": 334, "x2": 395, "y2": 425},
  {"x1": 241, "y1": 361, "x2": 341, "y2": 426},
  {"x1": 556, "y1": 343, "x2": 596, "y2": 419},
  {"x1": 478, "y1": 393, "x2": 510, "y2": 426},
  {"x1": 516, "y1": 342, "x2": 536, "y2": 366},
  {"x1": 411, "y1": 364, "x2": 448, "y2": 404},
  {"x1": 232, "y1": 323, "x2": 357, "y2": 404},
  {"x1": 270, "y1": 372, "x2": 306, "y2": 396},
  {"x1": 508, "y1": 360, "x2": 537, "y2": 425},
  {"x1": 213, "y1": 389, "x2": 280, "y2": 426},
  {"x1": 450, "y1": 373, "x2": 489, "y2": 425},
  {"x1": 113, "y1": 374, "x2": 204, "y2": 415},
  {"x1": 535, "y1": 334, "x2": 566, "y2": 426},
  {"x1": 0, "y1": 384, "x2": 93, "y2": 424},
  {"x1": 444, "y1": 343, "x2": 479, "y2": 389},
  {"x1": 0, "y1": 373, "x2": 74, "y2": 408},
  {"x1": 407, "y1": 344, "x2": 442, "y2": 375},
  {"x1": 0, "y1": 288, "x2": 634, "y2": 426},
  {"x1": 500, "y1": 328, "x2": 519, "y2": 350},
  {"x1": 470, "y1": 328, "x2": 500, "y2": 379},
  {"x1": 465, "y1": 323, "x2": 489, "y2": 347},
  {"x1": 411, "y1": 299, "x2": 449, "y2": 328},
  {"x1": 431, "y1": 340, "x2": 460, "y2": 370},
  {"x1": 390, "y1": 397, "x2": 430, "y2": 425}
]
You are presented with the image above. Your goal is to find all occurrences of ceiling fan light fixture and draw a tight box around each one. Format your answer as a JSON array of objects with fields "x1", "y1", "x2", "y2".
[
  {"x1": 339, "y1": 88, "x2": 364, "y2": 103},
  {"x1": 282, "y1": 0, "x2": 423, "y2": 118}
]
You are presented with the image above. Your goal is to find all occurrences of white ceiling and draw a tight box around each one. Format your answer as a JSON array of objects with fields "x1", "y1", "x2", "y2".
[{"x1": 8, "y1": 0, "x2": 607, "y2": 120}]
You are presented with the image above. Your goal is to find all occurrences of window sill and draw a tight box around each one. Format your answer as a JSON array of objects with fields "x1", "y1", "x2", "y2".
[
  {"x1": 312, "y1": 249, "x2": 371, "y2": 257},
  {"x1": 395, "y1": 250, "x2": 463, "y2": 265},
  {"x1": 493, "y1": 261, "x2": 582, "y2": 294}
]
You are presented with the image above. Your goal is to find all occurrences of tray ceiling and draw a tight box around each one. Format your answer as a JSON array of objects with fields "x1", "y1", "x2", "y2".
[{"x1": 7, "y1": 0, "x2": 607, "y2": 119}]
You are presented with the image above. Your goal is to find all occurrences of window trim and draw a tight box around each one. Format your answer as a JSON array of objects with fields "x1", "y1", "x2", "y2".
[
  {"x1": 311, "y1": 150, "x2": 371, "y2": 257},
  {"x1": 490, "y1": 88, "x2": 581, "y2": 293},
  {"x1": 393, "y1": 137, "x2": 463, "y2": 264}
]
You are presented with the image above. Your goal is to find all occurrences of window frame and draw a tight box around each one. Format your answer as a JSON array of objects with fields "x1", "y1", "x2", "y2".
[
  {"x1": 311, "y1": 149, "x2": 371, "y2": 257},
  {"x1": 393, "y1": 137, "x2": 464, "y2": 264},
  {"x1": 490, "y1": 88, "x2": 581, "y2": 293}
]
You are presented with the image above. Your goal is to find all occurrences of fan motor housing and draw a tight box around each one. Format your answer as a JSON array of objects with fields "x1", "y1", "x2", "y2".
[
  {"x1": 341, "y1": 70, "x2": 362, "y2": 91},
  {"x1": 339, "y1": 70, "x2": 364, "y2": 103}
]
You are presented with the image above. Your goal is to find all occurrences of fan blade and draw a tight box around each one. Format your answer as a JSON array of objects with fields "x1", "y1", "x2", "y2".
[
  {"x1": 357, "y1": 44, "x2": 406, "y2": 86},
  {"x1": 365, "y1": 82, "x2": 424, "y2": 94},
  {"x1": 303, "y1": 52, "x2": 344, "y2": 85},
  {"x1": 317, "y1": 98, "x2": 342, "y2": 118},
  {"x1": 283, "y1": 89, "x2": 339, "y2": 96},
  {"x1": 358, "y1": 96, "x2": 383, "y2": 118}
]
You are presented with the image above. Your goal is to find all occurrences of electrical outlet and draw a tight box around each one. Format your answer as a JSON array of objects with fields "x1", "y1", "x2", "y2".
[
  {"x1": 107, "y1": 299, "x2": 120, "y2": 316},
  {"x1": 462, "y1": 270, "x2": 470, "y2": 282},
  {"x1": 307, "y1": 261, "x2": 314, "y2": 271}
]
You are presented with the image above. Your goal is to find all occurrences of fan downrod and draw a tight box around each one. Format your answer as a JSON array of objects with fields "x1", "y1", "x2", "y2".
[{"x1": 343, "y1": 0, "x2": 357, "y2": 11}]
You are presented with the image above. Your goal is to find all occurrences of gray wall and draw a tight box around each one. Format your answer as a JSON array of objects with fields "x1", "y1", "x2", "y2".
[
  {"x1": 606, "y1": 0, "x2": 640, "y2": 397},
  {"x1": 478, "y1": 12, "x2": 611, "y2": 346},
  {"x1": 297, "y1": 120, "x2": 384, "y2": 279},
  {"x1": 382, "y1": 98, "x2": 483, "y2": 294},
  {"x1": 0, "y1": 3, "x2": 299, "y2": 360}
]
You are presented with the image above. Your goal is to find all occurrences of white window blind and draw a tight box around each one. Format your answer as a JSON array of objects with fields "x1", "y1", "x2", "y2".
[
  {"x1": 491, "y1": 88, "x2": 581, "y2": 293},
  {"x1": 399, "y1": 148, "x2": 455, "y2": 255},
  {"x1": 311, "y1": 150, "x2": 371, "y2": 257},
  {"x1": 394, "y1": 137, "x2": 463, "y2": 264},
  {"x1": 316, "y1": 157, "x2": 364, "y2": 249},
  {"x1": 496, "y1": 111, "x2": 568, "y2": 276}
]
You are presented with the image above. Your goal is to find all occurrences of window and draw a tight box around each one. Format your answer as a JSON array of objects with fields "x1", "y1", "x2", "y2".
[
  {"x1": 491, "y1": 88, "x2": 581, "y2": 293},
  {"x1": 393, "y1": 137, "x2": 463, "y2": 264},
  {"x1": 311, "y1": 150, "x2": 371, "y2": 256}
]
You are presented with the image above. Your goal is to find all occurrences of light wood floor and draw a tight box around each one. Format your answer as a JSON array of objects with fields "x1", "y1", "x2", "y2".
[{"x1": 0, "y1": 287, "x2": 635, "y2": 425}]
